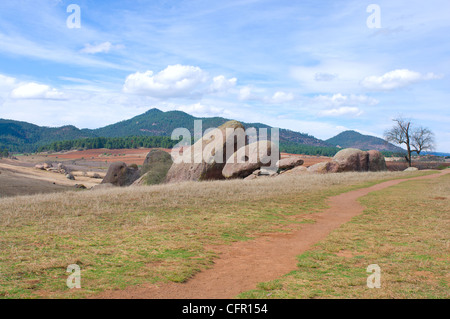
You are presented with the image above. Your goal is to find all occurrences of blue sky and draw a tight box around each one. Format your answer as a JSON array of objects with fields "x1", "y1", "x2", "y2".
[{"x1": 0, "y1": 0, "x2": 449, "y2": 151}]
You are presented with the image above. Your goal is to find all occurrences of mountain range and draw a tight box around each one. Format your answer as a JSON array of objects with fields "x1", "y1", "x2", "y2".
[
  {"x1": 0, "y1": 108, "x2": 404, "y2": 154},
  {"x1": 325, "y1": 130, "x2": 405, "y2": 153}
]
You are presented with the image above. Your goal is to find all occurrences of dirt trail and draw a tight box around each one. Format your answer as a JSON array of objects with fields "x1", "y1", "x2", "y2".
[{"x1": 95, "y1": 170, "x2": 449, "y2": 299}]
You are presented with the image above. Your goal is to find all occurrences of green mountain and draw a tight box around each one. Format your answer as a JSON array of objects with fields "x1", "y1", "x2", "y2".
[
  {"x1": 0, "y1": 119, "x2": 94, "y2": 152},
  {"x1": 0, "y1": 108, "x2": 329, "y2": 153},
  {"x1": 95, "y1": 108, "x2": 329, "y2": 146},
  {"x1": 326, "y1": 130, "x2": 405, "y2": 153}
]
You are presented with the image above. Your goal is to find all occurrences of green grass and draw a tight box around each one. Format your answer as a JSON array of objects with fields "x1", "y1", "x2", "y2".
[{"x1": 238, "y1": 170, "x2": 449, "y2": 299}]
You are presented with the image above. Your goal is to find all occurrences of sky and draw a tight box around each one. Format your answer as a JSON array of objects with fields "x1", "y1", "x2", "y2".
[{"x1": 0, "y1": 0, "x2": 449, "y2": 151}]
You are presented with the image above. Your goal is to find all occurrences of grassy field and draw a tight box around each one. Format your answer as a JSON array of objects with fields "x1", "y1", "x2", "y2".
[
  {"x1": 238, "y1": 171, "x2": 449, "y2": 299},
  {"x1": 0, "y1": 170, "x2": 438, "y2": 298}
]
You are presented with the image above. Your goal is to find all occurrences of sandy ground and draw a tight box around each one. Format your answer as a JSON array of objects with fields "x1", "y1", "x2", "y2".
[
  {"x1": 93, "y1": 169, "x2": 449, "y2": 299},
  {"x1": 0, "y1": 158, "x2": 104, "y2": 197}
]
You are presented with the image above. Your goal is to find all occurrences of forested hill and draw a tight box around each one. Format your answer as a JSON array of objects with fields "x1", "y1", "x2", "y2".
[
  {"x1": 93, "y1": 108, "x2": 329, "y2": 147},
  {"x1": 326, "y1": 130, "x2": 405, "y2": 153},
  {"x1": 0, "y1": 119, "x2": 94, "y2": 153},
  {"x1": 0, "y1": 108, "x2": 329, "y2": 152}
]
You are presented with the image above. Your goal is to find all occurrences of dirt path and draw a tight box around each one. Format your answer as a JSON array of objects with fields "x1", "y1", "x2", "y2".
[{"x1": 95, "y1": 170, "x2": 450, "y2": 299}]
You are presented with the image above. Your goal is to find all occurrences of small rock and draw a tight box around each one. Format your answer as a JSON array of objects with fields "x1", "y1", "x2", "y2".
[{"x1": 404, "y1": 167, "x2": 419, "y2": 171}]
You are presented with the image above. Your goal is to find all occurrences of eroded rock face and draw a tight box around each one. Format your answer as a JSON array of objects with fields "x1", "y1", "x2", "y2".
[
  {"x1": 307, "y1": 148, "x2": 387, "y2": 174},
  {"x1": 222, "y1": 140, "x2": 280, "y2": 179},
  {"x1": 165, "y1": 121, "x2": 246, "y2": 183},
  {"x1": 135, "y1": 149, "x2": 173, "y2": 185},
  {"x1": 367, "y1": 150, "x2": 387, "y2": 171},
  {"x1": 102, "y1": 161, "x2": 140, "y2": 186}
]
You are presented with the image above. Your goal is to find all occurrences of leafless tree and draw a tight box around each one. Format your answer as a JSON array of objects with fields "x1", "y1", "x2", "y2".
[{"x1": 384, "y1": 118, "x2": 435, "y2": 167}]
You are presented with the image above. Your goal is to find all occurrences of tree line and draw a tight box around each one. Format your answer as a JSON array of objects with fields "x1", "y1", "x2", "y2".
[{"x1": 37, "y1": 136, "x2": 181, "y2": 152}]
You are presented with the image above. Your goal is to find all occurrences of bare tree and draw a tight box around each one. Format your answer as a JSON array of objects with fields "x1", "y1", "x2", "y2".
[
  {"x1": 411, "y1": 127, "x2": 435, "y2": 155},
  {"x1": 384, "y1": 118, "x2": 435, "y2": 167}
]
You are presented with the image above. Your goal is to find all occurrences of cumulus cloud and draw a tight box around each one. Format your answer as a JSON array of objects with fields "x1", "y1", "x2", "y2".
[
  {"x1": 123, "y1": 65, "x2": 236, "y2": 99},
  {"x1": 10, "y1": 82, "x2": 65, "y2": 100},
  {"x1": 80, "y1": 42, "x2": 124, "y2": 54},
  {"x1": 319, "y1": 107, "x2": 362, "y2": 117},
  {"x1": 361, "y1": 69, "x2": 442, "y2": 90}
]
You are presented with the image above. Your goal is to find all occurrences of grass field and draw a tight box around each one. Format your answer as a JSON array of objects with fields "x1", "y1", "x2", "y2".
[
  {"x1": 238, "y1": 171, "x2": 449, "y2": 299},
  {"x1": 0, "y1": 170, "x2": 440, "y2": 298}
]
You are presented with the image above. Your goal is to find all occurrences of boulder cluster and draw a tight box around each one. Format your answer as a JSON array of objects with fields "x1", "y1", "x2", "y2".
[
  {"x1": 307, "y1": 148, "x2": 387, "y2": 174},
  {"x1": 35, "y1": 162, "x2": 75, "y2": 180},
  {"x1": 98, "y1": 122, "x2": 388, "y2": 188}
]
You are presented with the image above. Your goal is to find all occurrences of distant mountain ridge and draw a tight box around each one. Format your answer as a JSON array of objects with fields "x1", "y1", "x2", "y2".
[
  {"x1": 1, "y1": 109, "x2": 410, "y2": 154},
  {"x1": 0, "y1": 108, "x2": 329, "y2": 152},
  {"x1": 326, "y1": 130, "x2": 405, "y2": 153}
]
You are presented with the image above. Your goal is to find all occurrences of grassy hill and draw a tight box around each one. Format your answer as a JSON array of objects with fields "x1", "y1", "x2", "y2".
[{"x1": 326, "y1": 130, "x2": 405, "y2": 153}]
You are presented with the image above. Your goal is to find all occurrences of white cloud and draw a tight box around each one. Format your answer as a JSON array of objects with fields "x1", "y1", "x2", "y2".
[
  {"x1": 314, "y1": 93, "x2": 378, "y2": 107},
  {"x1": 123, "y1": 65, "x2": 235, "y2": 99},
  {"x1": 361, "y1": 69, "x2": 442, "y2": 90},
  {"x1": 209, "y1": 75, "x2": 237, "y2": 93},
  {"x1": 238, "y1": 86, "x2": 253, "y2": 101},
  {"x1": 319, "y1": 106, "x2": 362, "y2": 117},
  {"x1": 10, "y1": 82, "x2": 64, "y2": 100},
  {"x1": 290, "y1": 60, "x2": 381, "y2": 93},
  {"x1": 238, "y1": 87, "x2": 295, "y2": 104},
  {"x1": 0, "y1": 74, "x2": 16, "y2": 87},
  {"x1": 80, "y1": 42, "x2": 124, "y2": 54},
  {"x1": 175, "y1": 103, "x2": 225, "y2": 118},
  {"x1": 270, "y1": 91, "x2": 294, "y2": 103}
]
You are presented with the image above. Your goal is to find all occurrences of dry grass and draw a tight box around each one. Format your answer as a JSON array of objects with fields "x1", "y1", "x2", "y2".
[
  {"x1": 0, "y1": 170, "x2": 431, "y2": 298},
  {"x1": 238, "y1": 170, "x2": 449, "y2": 299}
]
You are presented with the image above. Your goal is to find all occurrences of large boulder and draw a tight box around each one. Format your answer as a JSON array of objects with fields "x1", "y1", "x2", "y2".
[
  {"x1": 308, "y1": 148, "x2": 387, "y2": 174},
  {"x1": 165, "y1": 121, "x2": 246, "y2": 183},
  {"x1": 367, "y1": 150, "x2": 387, "y2": 171},
  {"x1": 332, "y1": 148, "x2": 369, "y2": 172},
  {"x1": 136, "y1": 149, "x2": 173, "y2": 185},
  {"x1": 222, "y1": 140, "x2": 280, "y2": 179},
  {"x1": 101, "y1": 161, "x2": 140, "y2": 186},
  {"x1": 276, "y1": 157, "x2": 304, "y2": 170}
]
